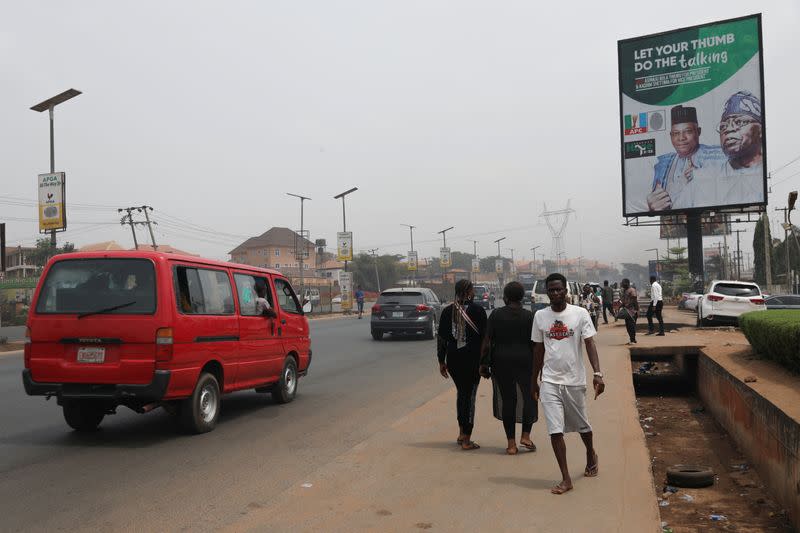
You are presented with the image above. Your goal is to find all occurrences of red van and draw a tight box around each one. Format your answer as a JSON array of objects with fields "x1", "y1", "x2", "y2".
[{"x1": 22, "y1": 251, "x2": 311, "y2": 433}]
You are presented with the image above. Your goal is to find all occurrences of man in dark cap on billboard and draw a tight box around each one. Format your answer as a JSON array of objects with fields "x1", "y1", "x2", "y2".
[{"x1": 647, "y1": 105, "x2": 724, "y2": 212}]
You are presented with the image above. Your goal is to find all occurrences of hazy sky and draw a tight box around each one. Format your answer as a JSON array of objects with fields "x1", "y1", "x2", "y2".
[{"x1": 2, "y1": 1, "x2": 798, "y2": 268}]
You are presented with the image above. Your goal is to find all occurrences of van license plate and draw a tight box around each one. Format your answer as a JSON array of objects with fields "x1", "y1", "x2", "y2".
[
  {"x1": 77, "y1": 347, "x2": 105, "y2": 363},
  {"x1": 392, "y1": 312, "x2": 404, "y2": 318}
]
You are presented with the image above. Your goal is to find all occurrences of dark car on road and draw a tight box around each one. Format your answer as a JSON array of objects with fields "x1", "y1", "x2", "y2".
[
  {"x1": 765, "y1": 295, "x2": 800, "y2": 310},
  {"x1": 473, "y1": 285, "x2": 493, "y2": 309},
  {"x1": 371, "y1": 288, "x2": 442, "y2": 340}
]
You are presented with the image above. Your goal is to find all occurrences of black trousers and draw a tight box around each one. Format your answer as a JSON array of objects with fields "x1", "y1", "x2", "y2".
[
  {"x1": 624, "y1": 312, "x2": 637, "y2": 342},
  {"x1": 646, "y1": 301, "x2": 664, "y2": 334},
  {"x1": 494, "y1": 364, "x2": 535, "y2": 439},
  {"x1": 602, "y1": 303, "x2": 614, "y2": 323},
  {"x1": 449, "y1": 363, "x2": 480, "y2": 435}
]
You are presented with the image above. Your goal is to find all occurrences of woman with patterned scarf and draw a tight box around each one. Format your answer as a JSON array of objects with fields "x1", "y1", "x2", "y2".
[{"x1": 437, "y1": 279, "x2": 488, "y2": 450}]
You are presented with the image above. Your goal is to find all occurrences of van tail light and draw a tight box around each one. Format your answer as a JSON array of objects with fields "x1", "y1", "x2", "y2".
[
  {"x1": 707, "y1": 295, "x2": 724, "y2": 302},
  {"x1": 750, "y1": 298, "x2": 765, "y2": 305},
  {"x1": 483, "y1": 293, "x2": 489, "y2": 300},
  {"x1": 372, "y1": 304, "x2": 382, "y2": 314},
  {"x1": 24, "y1": 327, "x2": 31, "y2": 367},
  {"x1": 416, "y1": 304, "x2": 431, "y2": 312},
  {"x1": 155, "y1": 327, "x2": 173, "y2": 362}
]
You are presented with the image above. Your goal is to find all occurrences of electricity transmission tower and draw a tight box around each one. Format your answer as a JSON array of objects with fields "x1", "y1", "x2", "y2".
[{"x1": 540, "y1": 201, "x2": 574, "y2": 262}]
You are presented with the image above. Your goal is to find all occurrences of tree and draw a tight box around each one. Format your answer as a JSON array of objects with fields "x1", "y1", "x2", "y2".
[
  {"x1": 347, "y1": 253, "x2": 404, "y2": 292},
  {"x1": 753, "y1": 214, "x2": 775, "y2": 285},
  {"x1": 27, "y1": 238, "x2": 75, "y2": 269}
]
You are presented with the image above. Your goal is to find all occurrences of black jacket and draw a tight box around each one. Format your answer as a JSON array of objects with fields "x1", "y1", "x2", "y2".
[{"x1": 437, "y1": 302, "x2": 487, "y2": 364}]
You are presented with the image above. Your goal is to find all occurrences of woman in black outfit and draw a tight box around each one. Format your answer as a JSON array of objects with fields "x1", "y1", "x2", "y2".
[
  {"x1": 479, "y1": 282, "x2": 537, "y2": 455},
  {"x1": 437, "y1": 279, "x2": 487, "y2": 450}
]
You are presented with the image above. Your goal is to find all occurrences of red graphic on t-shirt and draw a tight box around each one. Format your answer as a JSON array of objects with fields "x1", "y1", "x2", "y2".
[{"x1": 546, "y1": 320, "x2": 574, "y2": 341}]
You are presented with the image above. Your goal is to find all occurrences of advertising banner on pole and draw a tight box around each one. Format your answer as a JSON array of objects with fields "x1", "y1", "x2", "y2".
[
  {"x1": 38, "y1": 172, "x2": 66, "y2": 232},
  {"x1": 471, "y1": 258, "x2": 480, "y2": 273},
  {"x1": 439, "y1": 247, "x2": 451, "y2": 268},
  {"x1": 407, "y1": 251, "x2": 418, "y2": 271},
  {"x1": 336, "y1": 232, "x2": 353, "y2": 262},
  {"x1": 495, "y1": 259, "x2": 503, "y2": 274},
  {"x1": 339, "y1": 271, "x2": 353, "y2": 310},
  {"x1": 619, "y1": 14, "x2": 766, "y2": 217},
  {"x1": 659, "y1": 213, "x2": 731, "y2": 239}
]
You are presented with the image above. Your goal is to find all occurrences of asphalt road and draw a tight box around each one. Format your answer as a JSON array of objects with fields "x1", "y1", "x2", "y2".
[{"x1": 0, "y1": 315, "x2": 452, "y2": 532}]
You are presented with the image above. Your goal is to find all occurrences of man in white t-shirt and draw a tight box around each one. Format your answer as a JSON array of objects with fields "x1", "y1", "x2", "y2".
[
  {"x1": 645, "y1": 275, "x2": 664, "y2": 336},
  {"x1": 532, "y1": 273, "x2": 605, "y2": 495}
]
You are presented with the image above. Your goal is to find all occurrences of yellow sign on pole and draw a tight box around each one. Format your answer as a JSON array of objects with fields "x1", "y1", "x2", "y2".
[
  {"x1": 38, "y1": 172, "x2": 66, "y2": 232},
  {"x1": 336, "y1": 232, "x2": 353, "y2": 262},
  {"x1": 440, "y1": 247, "x2": 451, "y2": 268},
  {"x1": 407, "y1": 251, "x2": 418, "y2": 271},
  {"x1": 339, "y1": 272, "x2": 353, "y2": 310}
]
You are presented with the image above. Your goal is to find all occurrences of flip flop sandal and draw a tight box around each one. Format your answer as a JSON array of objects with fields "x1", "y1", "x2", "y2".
[
  {"x1": 585, "y1": 455, "x2": 599, "y2": 477},
  {"x1": 520, "y1": 442, "x2": 537, "y2": 451},
  {"x1": 461, "y1": 441, "x2": 480, "y2": 450}
]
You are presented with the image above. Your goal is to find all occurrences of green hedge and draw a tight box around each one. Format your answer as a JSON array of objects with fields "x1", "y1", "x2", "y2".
[{"x1": 739, "y1": 310, "x2": 800, "y2": 373}]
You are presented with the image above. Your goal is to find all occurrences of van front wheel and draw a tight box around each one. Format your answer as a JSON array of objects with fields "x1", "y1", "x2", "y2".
[
  {"x1": 63, "y1": 400, "x2": 105, "y2": 432},
  {"x1": 180, "y1": 372, "x2": 220, "y2": 434},
  {"x1": 273, "y1": 357, "x2": 298, "y2": 404}
]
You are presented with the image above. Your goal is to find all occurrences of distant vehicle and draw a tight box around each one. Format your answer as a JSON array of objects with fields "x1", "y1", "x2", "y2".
[
  {"x1": 531, "y1": 279, "x2": 578, "y2": 312},
  {"x1": 332, "y1": 295, "x2": 342, "y2": 304},
  {"x1": 370, "y1": 288, "x2": 442, "y2": 340},
  {"x1": 23, "y1": 251, "x2": 310, "y2": 434},
  {"x1": 518, "y1": 273, "x2": 536, "y2": 291},
  {"x1": 697, "y1": 280, "x2": 766, "y2": 326},
  {"x1": 764, "y1": 294, "x2": 800, "y2": 310},
  {"x1": 473, "y1": 285, "x2": 492, "y2": 310},
  {"x1": 522, "y1": 289, "x2": 533, "y2": 308},
  {"x1": 682, "y1": 293, "x2": 701, "y2": 311}
]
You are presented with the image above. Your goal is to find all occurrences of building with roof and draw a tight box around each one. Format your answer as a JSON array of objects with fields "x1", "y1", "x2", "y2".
[
  {"x1": 2, "y1": 246, "x2": 38, "y2": 279},
  {"x1": 229, "y1": 227, "x2": 317, "y2": 278}
]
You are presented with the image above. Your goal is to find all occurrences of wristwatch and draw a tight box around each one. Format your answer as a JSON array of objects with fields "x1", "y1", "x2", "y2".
[{"x1": 593, "y1": 371, "x2": 604, "y2": 378}]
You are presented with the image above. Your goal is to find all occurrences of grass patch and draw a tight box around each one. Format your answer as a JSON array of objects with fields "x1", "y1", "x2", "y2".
[{"x1": 739, "y1": 310, "x2": 800, "y2": 373}]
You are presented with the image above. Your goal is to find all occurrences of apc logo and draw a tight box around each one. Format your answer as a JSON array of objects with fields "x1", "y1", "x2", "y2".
[
  {"x1": 624, "y1": 139, "x2": 656, "y2": 159},
  {"x1": 624, "y1": 112, "x2": 648, "y2": 135}
]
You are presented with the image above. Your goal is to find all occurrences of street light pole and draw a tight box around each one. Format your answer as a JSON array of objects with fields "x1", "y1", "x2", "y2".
[
  {"x1": 368, "y1": 248, "x2": 381, "y2": 292},
  {"x1": 30, "y1": 89, "x2": 82, "y2": 249},
  {"x1": 333, "y1": 187, "x2": 358, "y2": 273},
  {"x1": 438, "y1": 226, "x2": 454, "y2": 284},
  {"x1": 494, "y1": 237, "x2": 506, "y2": 288},
  {"x1": 288, "y1": 192, "x2": 311, "y2": 298},
  {"x1": 507, "y1": 248, "x2": 515, "y2": 280},
  {"x1": 530, "y1": 245, "x2": 541, "y2": 276},
  {"x1": 402, "y1": 224, "x2": 416, "y2": 285}
]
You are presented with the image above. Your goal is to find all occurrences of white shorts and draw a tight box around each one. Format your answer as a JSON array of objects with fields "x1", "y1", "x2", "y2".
[{"x1": 540, "y1": 381, "x2": 592, "y2": 435}]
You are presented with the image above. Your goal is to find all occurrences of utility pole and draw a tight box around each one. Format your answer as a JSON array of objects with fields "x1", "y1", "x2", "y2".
[
  {"x1": 119, "y1": 207, "x2": 139, "y2": 250},
  {"x1": 722, "y1": 214, "x2": 730, "y2": 280},
  {"x1": 776, "y1": 206, "x2": 790, "y2": 286},
  {"x1": 438, "y1": 226, "x2": 454, "y2": 284},
  {"x1": 140, "y1": 206, "x2": 157, "y2": 250},
  {"x1": 470, "y1": 240, "x2": 478, "y2": 283},
  {"x1": 508, "y1": 248, "x2": 516, "y2": 281},
  {"x1": 717, "y1": 242, "x2": 725, "y2": 279},
  {"x1": 733, "y1": 229, "x2": 747, "y2": 280},
  {"x1": 762, "y1": 212, "x2": 773, "y2": 287},
  {"x1": 530, "y1": 245, "x2": 541, "y2": 277},
  {"x1": 494, "y1": 237, "x2": 506, "y2": 288},
  {"x1": 287, "y1": 193, "x2": 311, "y2": 298},
  {"x1": 368, "y1": 248, "x2": 381, "y2": 292}
]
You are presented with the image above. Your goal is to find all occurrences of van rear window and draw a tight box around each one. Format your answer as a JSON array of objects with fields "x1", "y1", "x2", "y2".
[{"x1": 36, "y1": 259, "x2": 156, "y2": 315}]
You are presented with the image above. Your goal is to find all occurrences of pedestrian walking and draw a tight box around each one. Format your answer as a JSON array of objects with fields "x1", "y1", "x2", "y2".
[
  {"x1": 437, "y1": 279, "x2": 487, "y2": 450},
  {"x1": 489, "y1": 291, "x2": 496, "y2": 310},
  {"x1": 601, "y1": 281, "x2": 614, "y2": 324},
  {"x1": 645, "y1": 276, "x2": 665, "y2": 336},
  {"x1": 619, "y1": 278, "x2": 639, "y2": 344},
  {"x1": 611, "y1": 283, "x2": 622, "y2": 321},
  {"x1": 531, "y1": 273, "x2": 604, "y2": 495},
  {"x1": 579, "y1": 284, "x2": 600, "y2": 330},
  {"x1": 355, "y1": 285, "x2": 365, "y2": 319},
  {"x1": 479, "y1": 281, "x2": 537, "y2": 455}
]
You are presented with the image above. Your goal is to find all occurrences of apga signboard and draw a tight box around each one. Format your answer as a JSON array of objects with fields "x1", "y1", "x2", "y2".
[
  {"x1": 38, "y1": 172, "x2": 66, "y2": 232},
  {"x1": 336, "y1": 232, "x2": 353, "y2": 262},
  {"x1": 471, "y1": 258, "x2": 480, "y2": 273},
  {"x1": 339, "y1": 271, "x2": 353, "y2": 310},
  {"x1": 407, "y1": 251, "x2": 418, "y2": 271},
  {"x1": 440, "y1": 247, "x2": 451, "y2": 268}
]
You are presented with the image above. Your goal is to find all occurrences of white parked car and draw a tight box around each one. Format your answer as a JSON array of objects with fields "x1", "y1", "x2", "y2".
[
  {"x1": 697, "y1": 280, "x2": 766, "y2": 326},
  {"x1": 683, "y1": 292, "x2": 702, "y2": 311}
]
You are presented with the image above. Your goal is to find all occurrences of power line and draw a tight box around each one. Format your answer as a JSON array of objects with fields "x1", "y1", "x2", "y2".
[{"x1": 771, "y1": 153, "x2": 800, "y2": 176}]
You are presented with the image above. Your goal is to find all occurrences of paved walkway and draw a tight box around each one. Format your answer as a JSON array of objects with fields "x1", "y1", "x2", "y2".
[{"x1": 225, "y1": 311, "x2": 662, "y2": 532}]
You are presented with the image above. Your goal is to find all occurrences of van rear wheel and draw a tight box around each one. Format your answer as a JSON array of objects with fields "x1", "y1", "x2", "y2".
[
  {"x1": 273, "y1": 357, "x2": 298, "y2": 404},
  {"x1": 180, "y1": 372, "x2": 220, "y2": 434},
  {"x1": 63, "y1": 400, "x2": 105, "y2": 432}
]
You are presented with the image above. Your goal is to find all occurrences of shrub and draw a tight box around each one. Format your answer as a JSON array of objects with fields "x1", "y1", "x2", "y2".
[{"x1": 739, "y1": 310, "x2": 800, "y2": 373}]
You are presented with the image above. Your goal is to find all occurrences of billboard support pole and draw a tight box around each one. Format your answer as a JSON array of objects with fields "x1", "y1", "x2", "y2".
[{"x1": 686, "y1": 213, "x2": 704, "y2": 291}]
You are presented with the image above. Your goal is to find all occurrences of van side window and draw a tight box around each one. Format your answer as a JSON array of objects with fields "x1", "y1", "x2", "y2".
[
  {"x1": 175, "y1": 266, "x2": 235, "y2": 315},
  {"x1": 274, "y1": 278, "x2": 301, "y2": 314},
  {"x1": 234, "y1": 274, "x2": 273, "y2": 316}
]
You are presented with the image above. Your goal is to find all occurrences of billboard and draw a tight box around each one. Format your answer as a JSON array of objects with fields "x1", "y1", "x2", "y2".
[
  {"x1": 439, "y1": 247, "x2": 451, "y2": 268},
  {"x1": 471, "y1": 258, "x2": 480, "y2": 273},
  {"x1": 38, "y1": 172, "x2": 66, "y2": 232},
  {"x1": 336, "y1": 232, "x2": 353, "y2": 262},
  {"x1": 619, "y1": 14, "x2": 766, "y2": 217},
  {"x1": 659, "y1": 213, "x2": 731, "y2": 239},
  {"x1": 495, "y1": 259, "x2": 503, "y2": 274},
  {"x1": 339, "y1": 271, "x2": 353, "y2": 310},
  {"x1": 407, "y1": 251, "x2": 418, "y2": 271}
]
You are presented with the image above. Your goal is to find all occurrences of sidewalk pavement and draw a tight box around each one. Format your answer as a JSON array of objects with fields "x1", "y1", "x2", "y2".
[{"x1": 225, "y1": 313, "x2": 662, "y2": 532}]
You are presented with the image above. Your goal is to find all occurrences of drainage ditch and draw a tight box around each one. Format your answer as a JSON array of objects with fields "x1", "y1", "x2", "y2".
[{"x1": 630, "y1": 349, "x2": 792, "y2": 532}]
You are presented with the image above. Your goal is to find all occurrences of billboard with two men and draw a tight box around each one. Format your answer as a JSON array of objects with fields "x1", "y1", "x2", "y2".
[{"x1": 619, "y1": 14, "x2": 766, "y2": 217}]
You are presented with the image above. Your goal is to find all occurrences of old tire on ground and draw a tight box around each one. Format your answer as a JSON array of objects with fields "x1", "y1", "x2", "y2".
[
  {"x1": 666, "y1": 465, "x2": 715, "y2": 488},
  {"x1": 425, "y1": 317, "x2": 436, "y2": 340},
  {"x1": 273, "y1": 357, "x2": 298, "y2": 404},
  {"x1": 371, "y1": 330, "x2": 383, "y2": 341},
  {"x1": 63, "y1": 400, "x2": 106, "y2": 432},
  {"x1": 180, "y1": 372, "x2": 221, "y2": 434}
]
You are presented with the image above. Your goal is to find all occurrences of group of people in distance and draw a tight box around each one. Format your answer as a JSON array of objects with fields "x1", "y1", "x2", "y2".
[{"x1": 436, "y1": 275, "x2": 604, "y2": 495}]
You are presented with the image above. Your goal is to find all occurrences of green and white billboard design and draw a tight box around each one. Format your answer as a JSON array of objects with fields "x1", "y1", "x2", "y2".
[{"x1": 619, "y1": 14, "x2": 766, "y2": 217}]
